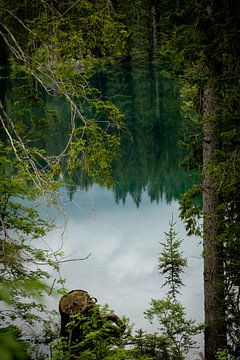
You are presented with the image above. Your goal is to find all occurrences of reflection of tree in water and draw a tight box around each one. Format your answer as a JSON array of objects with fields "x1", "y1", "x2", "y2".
[
  {"x1": 3, "y1": 78, "x2": 73, "y2": 156},
  {"x1": 93, "y1": 65, "x2": 198, "y2": 206},
  {"x1": 2, "y1": 65, "x2": 198, "y2": 206}
]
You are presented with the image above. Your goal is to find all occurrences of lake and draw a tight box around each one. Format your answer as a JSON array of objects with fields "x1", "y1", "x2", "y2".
[
  {"x1": 41, "y1": 64, "x2": 203, "y2": 335},
  {"x1": 2, "y1": 63, "x2": 203, "y2": 354}
]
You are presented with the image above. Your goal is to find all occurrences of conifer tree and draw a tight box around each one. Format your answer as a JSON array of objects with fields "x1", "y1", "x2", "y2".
[
  {"x1": 145, "y1": 219, "x2": 202, "y2": 359},
  {"x1": 155, "y1": 1, "x2": 240, "y2": 357},
  {"x1": 158, "y1": 218, "x2": 187, "y2": 300}
]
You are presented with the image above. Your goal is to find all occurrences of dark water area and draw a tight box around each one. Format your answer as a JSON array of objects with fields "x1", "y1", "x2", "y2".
[
  {"x1": 93, "y1": 65, "x2": 198, "y2": 206},
  {"x1": 1, "y1": 64, "x2": 198, "y2": 205},
  {"x1": 52, "y1": 64, "x2": 198, "y2": 206}
]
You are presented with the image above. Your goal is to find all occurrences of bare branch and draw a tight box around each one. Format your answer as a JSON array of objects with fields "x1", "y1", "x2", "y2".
[
  {"x1": 61, "y1": 0, "x2": 82, "y2": 16},
  {"x1": 39, "y1": 0, "x2": 61, "y2": 16},
  {"x1": 33, "y1": 253, "x2": 91, "y2": 266},
  {"x1": 4, "y1": 9, "x2": 36, "y2": 35}
]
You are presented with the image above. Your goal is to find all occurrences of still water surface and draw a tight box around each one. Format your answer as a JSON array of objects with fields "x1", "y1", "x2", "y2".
[{"x1": 42, "y1": 65, "x2": 203, "y2": 337}]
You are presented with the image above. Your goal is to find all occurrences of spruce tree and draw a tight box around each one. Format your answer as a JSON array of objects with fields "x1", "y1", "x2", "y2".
[{"x1": 145, "y1": 219, "x2": 202, "y2": 359}]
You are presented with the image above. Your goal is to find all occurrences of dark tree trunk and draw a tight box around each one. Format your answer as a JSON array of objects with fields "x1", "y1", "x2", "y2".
[
  {"x1": 201, "y1": 2, "x2": 227, "y2": 357},
  {"x1": 203, "y1": 71, "x2": 226, "y2": 359}
]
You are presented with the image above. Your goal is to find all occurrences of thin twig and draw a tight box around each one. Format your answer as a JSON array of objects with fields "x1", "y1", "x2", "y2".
[{"x1": 34, "y1": 253, "x2": 91, "y2": 266}]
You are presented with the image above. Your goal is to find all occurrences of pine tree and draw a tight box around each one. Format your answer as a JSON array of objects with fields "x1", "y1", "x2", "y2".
[
  {"x1": 145, "y1": 219, "x2": 202, "y2": 359},
  {"x1": 158, "y1": 217, "x2": 187, "y2": 300}
]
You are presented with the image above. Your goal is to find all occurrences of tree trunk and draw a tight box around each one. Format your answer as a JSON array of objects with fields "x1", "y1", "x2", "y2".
[
  {"x1": 151, "y1": 4, "x2": 157, "y2": 61},
  {"x1": 203, "y1": 72, "x2": 226, "y2": 359}
]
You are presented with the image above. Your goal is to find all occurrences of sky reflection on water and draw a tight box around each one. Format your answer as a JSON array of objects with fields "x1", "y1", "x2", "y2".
[{"x1": 44, "y1": 184, "x2": 203, "y2": 335}]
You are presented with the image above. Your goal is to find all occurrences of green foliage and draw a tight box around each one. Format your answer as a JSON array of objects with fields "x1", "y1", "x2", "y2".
[
  {"x1": 104, "y1": 347, "x2": 153, "y2": 360},
  {"x1": 144, "y1": 220, "x2": 203, "y2": 359},
  {"x1": 179, "y1": 184, "x2": 202, "y2": 236},
  {"x1": 157, "y1": 1, "x2": 240, "y2": 356},
  {"x1": 158, "y1": 218, "x2": 187, "y2": 298},
  {"x1": 1, "y1": 0, "x2": 127, "y2": 189},
  {"x1": 0, "y1": 326, "x2": 29, "y2": 360},
  {"x1": 67, "y1": 121, "x2": 122, "y2": 187},
  {"x1": 114, "y1": 0, "x2": 154, "y2": 63},
  {"x1": 132, "y1": 328, "x2": 170, "y2": 359},
  {"x1": 145, "y1": 298, "x2": 202, "y2": 359},
  {"x1": 215, "y1": 348, "x2": 235, "y2": 360},
  {"x1": 0, "y1": 1, "x2": 129, "y2": 358},
  {"x1": 51, "y1": 304, "x2": 130, "y2": 360},
  {"x1": 0, "y1": 143, "x2": 62, "y2": 356}
]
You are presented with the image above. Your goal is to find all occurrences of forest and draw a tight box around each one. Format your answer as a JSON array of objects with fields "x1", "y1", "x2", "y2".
[{"x1": 0, "y1": 1, "x2": 240, "y2": 359}]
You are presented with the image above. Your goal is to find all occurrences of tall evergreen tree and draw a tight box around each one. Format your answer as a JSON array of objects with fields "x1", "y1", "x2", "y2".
[{"x1": 154, "y1": 0, "x2": 240, "y2": 358}]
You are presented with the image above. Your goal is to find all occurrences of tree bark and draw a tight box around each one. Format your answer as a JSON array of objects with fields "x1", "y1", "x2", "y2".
[
  {"x1": 203, "y1": 73, "x2": 226, "y2": 360},
  {"x1": 201, "y1": 2, "x2": 227, "y2": 356}
]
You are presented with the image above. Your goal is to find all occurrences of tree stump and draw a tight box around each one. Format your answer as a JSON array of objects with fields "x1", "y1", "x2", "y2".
[
  {"x1": 59, "y1": 289, "x2": 126, "y2": 357},
  {"x1": 59, "y1": 289, "x2": 96, "y2": 339}
]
